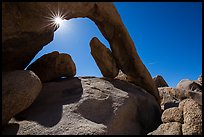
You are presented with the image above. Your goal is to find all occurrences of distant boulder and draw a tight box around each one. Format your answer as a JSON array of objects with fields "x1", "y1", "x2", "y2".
[
  {"x1": 158, "y1": 87, "x2": 181, "y2": 110},
  {"x1": 158, "y1": 85, "x2": 202, "y2": 110},
  {"x1": 153, "y1": 75, "x2": 168, "y2": 88},
  {"x1": 176, "y1": 79, "x2": 202, "y2": 92},
  {"x1": 148, "y1": 98, "x2": 202, "y2": 135},
  {"x1": 197, "y1": 74, "x2": 202, "y2": 86}
]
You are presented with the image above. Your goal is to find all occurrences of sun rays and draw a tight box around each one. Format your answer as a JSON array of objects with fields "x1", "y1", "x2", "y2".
[
  {"x1": 40, "y1": 5, "x2": 70, "y2": 30},
  {"x1": 54, "y1": 16, "x2": 63, "y2": 26}
]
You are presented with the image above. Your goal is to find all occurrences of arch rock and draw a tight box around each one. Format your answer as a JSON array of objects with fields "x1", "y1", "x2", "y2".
[{"x1": 2, "y1": 2, "x2": 160, "y2": 104}]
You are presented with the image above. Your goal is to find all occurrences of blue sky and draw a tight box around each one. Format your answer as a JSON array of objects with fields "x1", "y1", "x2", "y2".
[{"x1": 26, "y1": 2, "x2": 202, "y2": 87}]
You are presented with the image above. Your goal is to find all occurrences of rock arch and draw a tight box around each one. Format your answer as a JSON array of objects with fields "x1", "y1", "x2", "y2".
[{"x1": 2, "y1": 2, "x2": 160, "y2": 104}]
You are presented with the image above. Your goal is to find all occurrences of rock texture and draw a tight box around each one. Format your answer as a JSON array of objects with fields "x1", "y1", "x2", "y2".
[
  {"x1": 27, "y1": 51, "x2": 76, "y2": 82},
  {"x1": 158, "y1": 87, "x2": 202, "y2": 110},
  {"x1": 161, "y1": 107, "x2": 183, "y2": 123},
  {"x1": 2, "y1": 77, "x2": 161, "y2": 135},
  {"x1": 153, "y1": 75, "x2": 168, "y2": 88},
  {"x1": 148, "y1": 122, "x2": 182, "y2": 135},
  {"x1": 158, "y1": 87, "x2": 181, "y2": 110},
  {"x1": 2, "y1": 70, "x2": 42, "y2": 126},
  {"x1": 186, "y1": 91, "x2": 202, "y2": 105},
  {"x1": 176, "y1": 79, "x2": 202, "y2": 92},
  {"x1": 197, "y1": 74, "x2": 202, "y2": 85},
  {"x1": 90, "y1": 37, "x2": 119, "y2": 78},
  {"x1": 179, "y1": 99, "x2": 202, "y2": 135},
  {"x1": 2, "y1": 2, "x2": 160, "y2": 104},
  {"x1": 115, "y1": 70, "x2": 128, "y2": 81},
  {"x1": 148, "y1": 98, "x2": 202, "y2": 135}
]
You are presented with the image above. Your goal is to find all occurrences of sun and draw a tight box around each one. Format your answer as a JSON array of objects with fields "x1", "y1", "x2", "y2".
[
  {"x1": 54, "y1": 16, "x2": 64, "y2": 26},
  {"x1": 41, "y1": 7, "x2": 68, "y2": 30}
]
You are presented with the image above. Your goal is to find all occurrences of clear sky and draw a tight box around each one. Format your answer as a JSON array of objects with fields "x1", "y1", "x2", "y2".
[{"x1": 26, "y1": 2, "x2": 202, "y2": 87}]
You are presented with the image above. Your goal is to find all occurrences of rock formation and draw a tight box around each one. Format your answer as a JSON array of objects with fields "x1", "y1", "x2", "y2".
[
  {"x1": 153, "y1": 75, "x2": 168, "y2": 88},
  {"x1": 2, "y1": 77, "x2": 161, "y2": 135},
  {"x1": 2, "y1": 2, "x2": 202, "y2": 135},
  {"x1": 180, "y1": 99, "x2": 202, "y2": 135},
  {"x1": 161, "y1": 107, "x2": 183, "y2": 123},
  {"x1": 158, "y1": 87, "x2": 183, "y2": 110},
  {"x1": 197, "y1": 74, "x2": 202, "y2": 85},
  {"x1": 90, "y1": 37, "x2": 119, "y2": 78},
  {"x1": 158, "y1": 75, "x2": 202, "y2": 110},
  {"x1": 27, "y1": 51, "x2": 76, "y2": 82},
  {"x1": 2, "y1": 2, "x2": 160, "y2": 104},
  {"x1": 186, "y1": 91, "x2": 202, "y2": 105},
  {"x1": 148, "y1": 75, "x2": 202, "y2": 135},
  {"x1": 176, "y1": 79, "x2": 202, "y2": 92},
  {"x1": 148, "y1": 99, "x2": 202, "y2": 135},
  {"x1": 2, "y1": 70, "x2": 42, "y2": 126}
]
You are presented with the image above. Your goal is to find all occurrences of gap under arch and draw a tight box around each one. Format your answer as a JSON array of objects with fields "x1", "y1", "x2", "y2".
[{"x1": 25, "y1": 17, "x2": 111, "y2": 78}]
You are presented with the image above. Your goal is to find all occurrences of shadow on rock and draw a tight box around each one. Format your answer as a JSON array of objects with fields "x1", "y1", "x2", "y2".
[
  {"x1": 2, "y1": 123, "x2": 20, "y2": 135},
  {"x1": 104, "y1": 78, "x2": 162, "y2": 134},
  {"x1": 14, "y1": 77, "x2": 83, "y2": 127}
]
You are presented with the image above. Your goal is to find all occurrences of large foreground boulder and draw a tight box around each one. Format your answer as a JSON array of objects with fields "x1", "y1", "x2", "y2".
[
  {"x1": 2, "y1": 77, "x2": 161, "y2": 135},
  {"x1": 2, "y1": 70, "x2": 42, "y2": 126},
  {"x1": 27, "y1": 51, "x2": 76, "y2": 82}
]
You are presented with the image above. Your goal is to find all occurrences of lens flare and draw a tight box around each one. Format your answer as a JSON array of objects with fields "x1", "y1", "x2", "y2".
[
  {"x1": 40, "y1": 5, "x2": 70, "y2": 30},
  {"x1": 54, "y1": 16, "x2": 63, "y2": 25}
]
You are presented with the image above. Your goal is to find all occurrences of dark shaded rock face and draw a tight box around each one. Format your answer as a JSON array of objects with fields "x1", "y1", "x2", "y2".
[
  {"x1": 2, "y1": 77, "x2": 161, "y2": 135},
  {"x1": 27, "y1": 51, "x2": 76, "y2": 82},
  {"x1": 153, "y1": 75, "x2": 168, "y2": 88},
  {"x1": 2, "y1": 70, "x2": 42, "y2": 126},
  {"x1": 2, "y1": 2, "x2": 160, "y2": 104}
]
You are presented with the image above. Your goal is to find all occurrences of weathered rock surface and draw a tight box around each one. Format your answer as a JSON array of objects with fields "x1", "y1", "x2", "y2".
[
  {"x1": 115, "y1": 70, "x2": 128, "y2": 81},
  {"x1": 90, "y1": 37, "x2": 118, "y2": 78},
  {"x1": 161, "y1": 107, "x2": 183, "y2": 123},
  {"x1": 158, "y1": 87, "x2": 181, "y2": 110},
  {"x1": 115, "y1": 70, "x2": 137, "y2": 84},
  {"x1": 2, "y1": 77, "x2": 161, "y2": 135},
  {"x1": 148, "y1": 98, "x2": 202, "y2": 135},
  {"x1": 197, "y1": 74, "x2": 202, "y2": 85},
  {"x1": 186, "y1": 91, "x2": 202, "y2": 105},
  {"x1": 148, "y1": 122, "x2": 182, "y2": 135},
  {"x1": 2, "y1": 2, "x2": 160, "y2": 104},
  {"x1": 2, "y1": 70, "x2": 42, "y2": 126},
  {"x1": 176, "y1": 79, "x2": 202, "y2": 92},
  {"x1": 159, "y1": 88, "x2": 203, "y2": 109},
  {"x1": 27, "y1": 51, "x2": 76, "y2": 82},
  {"x1": 153, "y1": 75, "x2": 168, "y2": 88},
  {"x1": 179, "y1": 99, "x2": 202, "y2": 135}
]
